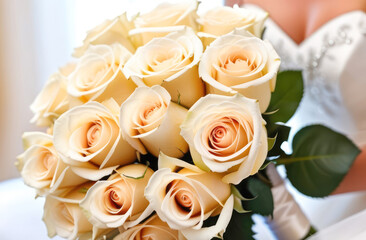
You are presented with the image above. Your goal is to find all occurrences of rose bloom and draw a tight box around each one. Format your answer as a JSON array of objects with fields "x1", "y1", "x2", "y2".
[
  {"x1": 68, "y1": 43, "x2": 136, "y2": 106},
  {"x1": 180, "y1": 94, "x2": 268, "y2": 184},
  {"x1": 53, "y1": 99, "x2": 136, "y2": 180},
  {"x1": 115, "y1": 214, "x2": 185, "y2": 240},
  {"x1": 124, "y1": 28, "x2": 205, "y2": 108},
  {"x1": 43, "y1": 182, "x2": 94, "y2": 240},
  {"x1": 199, "y1": 29, "x2": 280, "y2": 112},
  {"x1": 145, "y1": 153, "x2": 234, "y2": 240},
  {"x1": 16, "y1": 132, "x2": 87, "y2": 196},
  {"x1": 73, "y1": 13, "x2": 135, "y2": 57},
  {"x1": 80, "y1": 164, "x2": 154, "y2": 228},
  {"x1": 30, "y1": 63, "x2": 75, "y2": 127},
  {"x1": 120, "y1": 86, "x2": 188, "y2": 158},
  {"x1": 130, "y1": 0, "x2": 198, "y2": 46},
  {"x1": 197, "y1": 6, "x2": 267, "y2": 47}
]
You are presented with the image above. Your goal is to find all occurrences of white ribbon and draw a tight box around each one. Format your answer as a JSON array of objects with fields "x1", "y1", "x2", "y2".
[{"x1": 266, "y1": 164, "x2": 311, "y2": 240}]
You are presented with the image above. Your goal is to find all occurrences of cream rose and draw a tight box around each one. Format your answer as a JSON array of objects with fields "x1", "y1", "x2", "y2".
[
  {"x1": 53, "y1": 99, "x2": 136, "y2": 180},
  {"x1": 68, "y1": 43, "x2": 136, "y2": 106},
  {"x1": 124, "y1": 28, "x2": 205, "y2": 108},
  {"x1": 16, "y1": 132, "x2": 87, "y2": 196},
  {"x1": 80, "y1": 164, "x2": 154, "y2": 229},
  {"x1": 197, "y1": 6, "x2": 268, "y2": 47},
  {"x1": 180, "y1": 94, "x2": 268, "y2": 184},
  {"x1": 199, "y1": 29, "x2": 280, "y2": 112},
  {"x1": 120, "y1": 86, "x2": 188, "y2": 158},
  {"x1": 115, "y1": 214, "x2": 185, "y2": 240},
  {"x1": 145, "y1": 153, "x2": 234, "y2": 240},
  {"x1": 130, "y1": 0, "x2": 198, "y2": 47},
  {"x1": 30, "y1": 63, "x2": 74, "y2": 127},
  {"x1": 73, "y1": 13, "x2": 135, "y2": 58},
  {"x1": 43, "y1": 183, "x2": 94, "y2": 240}
]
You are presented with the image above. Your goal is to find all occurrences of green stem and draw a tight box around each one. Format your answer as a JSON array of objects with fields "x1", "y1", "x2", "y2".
[{"x1": 275, "y1": 155, "x2": 335, "y2": 165}]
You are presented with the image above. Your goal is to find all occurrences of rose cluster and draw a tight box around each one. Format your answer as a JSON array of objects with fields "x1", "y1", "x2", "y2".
[{"x1": 17, "y1": 1, "x2": 280, "y2": 240}]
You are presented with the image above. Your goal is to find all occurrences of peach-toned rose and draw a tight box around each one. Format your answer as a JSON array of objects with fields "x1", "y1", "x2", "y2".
[
  {"x1": 180, "y1": 94, "x2": 268, "y2": 184},
  {"x1": 16, "y1": 132, "x2": 87, "y2": 196},
  {"x1": 68, "y1": 43, "x2": 136, "y2": 106},
  {"x1": 43, "y1": 184, "x2": 94, "y2": 240},
  {"x1": 130, "y1": 0, "x2": 198, "y2": 47},
  {"x1": 30, "y1": 63, "x2": 75, "y2": 127},
  {"x1": 53, "y1": 99, "x2": 136, "y2": 180},
  {"x1": 145, "y1": 153, "x2": 234, "y2": 240},
  {"x1": 80, "y1": 164, "x2": 154, "y2": 229},
  {"x1": 199, "y1": 29, "x2": 280, "y2": 112},
  {"x1": 115, "y1": 214, "x2": 185, "y2": 240},
  {"x1": 73, "y1": 13, "x2": 135, "y2": 57},
  {"x1": 124, "y1": 28, "x2": 205, "y2": 108},
  {"x1": 120, "y1": 86, "x2": 188, "y2": 158},
  {"x1": 197, "y1": 6, "x2": 268, "y2": 47}
]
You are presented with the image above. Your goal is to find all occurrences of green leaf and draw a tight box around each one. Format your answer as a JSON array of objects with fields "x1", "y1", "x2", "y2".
[
  {"x1": 223, "y1": 211, "x2": 254, "y2": 240},
  {"x1": 231, "y1": 185, "x2": 253, "y2": 213},
  {"x1": 268, "y1": 135, "x2": 277, "y2": 151},
  {"x1": 266, "y1": 70, "x2": 303, "y2": 126},
  {"x1": 268, "y1": 124, "x2": 291, "y2": 157},
  {"x1": 243, "y1": 178, "x2": 274, "y2": 216},
  {"x1": 284, "y1": 125, "x2": 360, "y2": 197}
]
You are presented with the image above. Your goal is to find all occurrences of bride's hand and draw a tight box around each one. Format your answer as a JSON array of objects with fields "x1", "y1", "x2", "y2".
[{"x1": 333, "y1": 147, "x2": 366, "y2": 194}]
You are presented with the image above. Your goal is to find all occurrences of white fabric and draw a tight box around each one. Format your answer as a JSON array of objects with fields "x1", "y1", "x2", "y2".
[
  {"x1": 244, "y1": 4, "x2": 366, "y2": 239},
  {"x1": 262, "y1": 9, "x2": 366, "y2": 148},
  {"x1": 0, "y1": 178, "x2": 62, "y2": 240}
]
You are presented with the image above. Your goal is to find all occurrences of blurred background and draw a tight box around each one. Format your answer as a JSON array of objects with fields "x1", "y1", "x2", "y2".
[{"x1": 0, "y1": 0, "x2": 224, "y2": 181}]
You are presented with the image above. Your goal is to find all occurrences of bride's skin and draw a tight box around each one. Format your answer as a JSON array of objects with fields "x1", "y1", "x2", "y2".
[
  {"x1": 226, "y1": 0, "x2": 366, "y2": 194},
  {"x1": 226, "y1": 0, "x2": 366, "y2": 44}
]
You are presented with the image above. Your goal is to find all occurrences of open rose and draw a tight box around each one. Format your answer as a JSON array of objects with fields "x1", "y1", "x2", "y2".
[
  {"x1": 180, "y1": 94, "x2": 268, "y2": 184},
  {"x1": 68, "y1": 43, "x2": 136, "y2": 106},
  {"x1": 73, "y1": 13, "x2": 135, "y2": 57},
  {"x1": 130, "y1": 0, "x2": 198, "y2": 47},
  {"x1": 43, "y1": 183, "x2": 94, "y2": 240},
  {"x1": 145, "y1": 153, "x2": 234, "y2": 240},
  {"x1": 120, "y1": 86, "x2": 188, "y2": 157},
  {"x1": 53, "y1": 99, "x2": 136, "y2": 180},
  {"x1": 199, "y1": 29, "x2": 280, "y2": 112},
  {"x1": 80, "y1": 164, "x2": 154, "y2": 228},
  {"x1": 115, "y1": 214, "x2": 185, "y2": 240},
  {"x1": 124, "y1": 28, "x2": 205, "y2": 108},
  {"x1": 30, "y1": 63, "x2": 75, "y2": 127},
  {"x1": 16, "y1": 132, "x2": 87, "y2": 196},
  {"x1": 197, "y1": 6, "x2": 268, "y2": 47}
]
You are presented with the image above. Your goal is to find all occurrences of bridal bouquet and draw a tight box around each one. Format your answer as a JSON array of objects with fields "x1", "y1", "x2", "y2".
[{"x1": 17, "y1": 1, "x2": 359, "y2": 240}]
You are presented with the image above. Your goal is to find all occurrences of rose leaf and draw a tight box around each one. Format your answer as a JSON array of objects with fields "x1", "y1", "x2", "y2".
[
  {"x1": 242, "y1": 177, "x2": 274, "y2": 217},
  {"x1": 281, "y1": 125, "x2": 360, "y2": 197},
  {"x1": 222, "y1": 211, "x2": 255, "y2": 240},
  {"x1": 265, "y1": 70, "x2": 303, "y2": 130}
]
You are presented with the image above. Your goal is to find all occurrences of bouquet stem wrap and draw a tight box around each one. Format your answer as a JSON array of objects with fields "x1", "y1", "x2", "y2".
[{"x1": 266, "y1": 164, "x2": 311, "y2": 240}]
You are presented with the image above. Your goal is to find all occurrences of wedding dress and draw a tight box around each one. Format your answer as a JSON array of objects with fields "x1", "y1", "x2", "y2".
[{"x1": 245, "y1": 4, "x2": 366, "y2": 239}]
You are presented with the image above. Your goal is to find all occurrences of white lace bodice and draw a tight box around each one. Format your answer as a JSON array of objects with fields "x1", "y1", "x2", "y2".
[{"x1": 262, "y1": 10, "x2": 366, "y2": 147}]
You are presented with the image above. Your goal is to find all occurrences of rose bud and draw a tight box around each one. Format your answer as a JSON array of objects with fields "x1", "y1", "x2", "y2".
[
  {"x1": 199, "y1": 28, "x2": 280, "y2": 112},
  {"x1": 180, "y1": 94, "x2": 268, "y2": 184},
  {"x1": 53, "y1": 99, "x2": 136, "y2": 180},
  {"x1": 16, "y1": 132, "x2": 87, "y2": 196},
  {"x1": 145, "y1": 153, "x2": 234, "y2": 240},
  {"x1": 124, "y1": 27, "x2": 205, "y2": 108},
  {"x1": 115, "y1": 214, "x2": 186, "y2": 240},
  {"x1": 80, "y1": 164, "x2": 154, "y2": 229},
  {"x1": 120, "y1": 85, "x2": 188, "y2": 158}
]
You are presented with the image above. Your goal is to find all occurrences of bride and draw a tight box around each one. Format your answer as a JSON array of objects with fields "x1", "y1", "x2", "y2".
[{"x1": 226, "y1": 0, "x2": 366, "y2": 238}]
